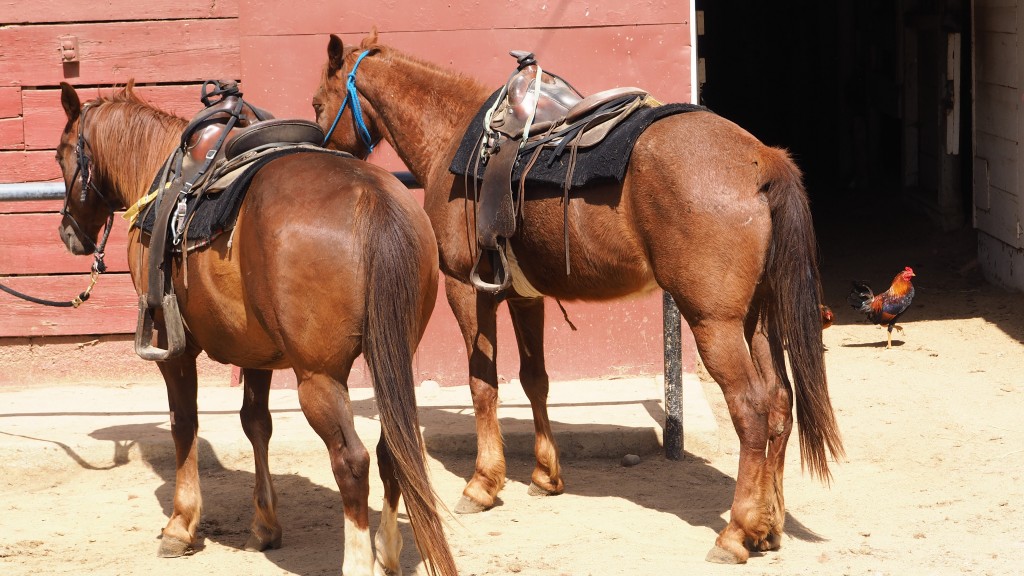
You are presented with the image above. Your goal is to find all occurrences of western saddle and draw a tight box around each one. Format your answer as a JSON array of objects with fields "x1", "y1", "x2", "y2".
[
  {"x1": 471, "y1": 51, "x2": 650, "y2": 294},
  {"x1": 135, "y1": 80, "x2": 326, "y2": 361}
]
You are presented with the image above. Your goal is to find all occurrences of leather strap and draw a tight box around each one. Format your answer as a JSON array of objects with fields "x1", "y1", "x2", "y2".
[{"x1": 476, "y1": 134, "x2": 519, "y2": 249}]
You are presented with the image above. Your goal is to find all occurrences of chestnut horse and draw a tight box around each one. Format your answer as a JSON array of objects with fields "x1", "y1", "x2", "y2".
[
  {"x1": 313, "y1": 33, "x2": 844, "y2": 563},
  {"x1": 55, "y1": 82, "x2": 456, "y2": 576}
]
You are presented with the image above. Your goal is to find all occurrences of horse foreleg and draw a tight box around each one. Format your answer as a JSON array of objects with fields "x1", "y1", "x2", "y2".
[
  {"x1": 239, "y1": 367, "x2": 282, "y2": 552},
  {"x1": 444, "y1": 276, "x2": 505, "y2": 514},
  {"x1": 297, "y1": 372, "x2": 373, "y2": 575},
  {"x1": 157, "y1": 353, "x2": 202, "y2": 557},
  {"x1": 691, "y1": 321, "x2": 775, "y2": 565},
  {"x1": 507, "y1": 296, "x2": 563, "y2": 497},
  {"x1": 374, "y1": 435, "x2": 404, "y2": 576}
]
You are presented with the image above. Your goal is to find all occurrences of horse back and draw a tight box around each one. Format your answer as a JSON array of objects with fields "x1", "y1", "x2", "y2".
[{"x1": 169, "y1": 152, "x2": 436, "y2": 369}]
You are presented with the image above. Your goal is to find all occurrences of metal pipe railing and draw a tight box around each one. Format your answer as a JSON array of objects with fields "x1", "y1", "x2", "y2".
[
  {"x1": 0, "y1": 172, "x2": 420, "y2": 202},
  {"x1": 0, "y1": 182, "x2": 65, "y2": 201}
]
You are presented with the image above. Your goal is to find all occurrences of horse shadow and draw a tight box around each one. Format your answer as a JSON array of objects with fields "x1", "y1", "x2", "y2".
[
  {"x1": 87, "y1": 422, "x2": 425, "y2": 573},
  {"x1": 347, "y1": 394, "x2": 826, "y2": 547}
]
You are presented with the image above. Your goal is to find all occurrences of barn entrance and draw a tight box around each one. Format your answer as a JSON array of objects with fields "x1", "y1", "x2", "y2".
[{"x1": 696, "y1": 0, "x2": 972, "y2": 229}]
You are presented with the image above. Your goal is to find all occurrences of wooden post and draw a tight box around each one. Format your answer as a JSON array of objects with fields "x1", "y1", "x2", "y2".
[{"x1": 662, "y1": 291, "x2": 683, "y2": 460}]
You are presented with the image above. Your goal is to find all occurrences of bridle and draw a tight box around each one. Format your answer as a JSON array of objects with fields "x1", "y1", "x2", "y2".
[
  {"x1": 0, "y1": 101, "x2": 114, "y2": 308},
  {"x1": 321, "y1": 49, "x2": 380, "y2": 154},
  {"x1": 60, "y1": 101, "x2": 118, "y2": 274}
]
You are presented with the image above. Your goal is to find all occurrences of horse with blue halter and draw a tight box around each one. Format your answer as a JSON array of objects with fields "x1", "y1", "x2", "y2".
[
  {"x1": 312, "y1": 31, "x2": 844, "y2": 564},
  {"x1": 54, "y1": 81, "x2": 456, "y2": 576}
]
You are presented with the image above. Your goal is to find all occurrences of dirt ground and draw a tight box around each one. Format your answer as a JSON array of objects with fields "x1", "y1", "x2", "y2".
[{"x1": 2, "y1": 211, "x2": 1023, "y2": 576}]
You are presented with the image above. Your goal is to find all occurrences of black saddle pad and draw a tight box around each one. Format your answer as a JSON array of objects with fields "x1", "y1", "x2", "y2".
[
  {"x1": 449, "y1": 89, "x2": 706, "y2": 189},
  {"x1": 139, "y1": 147, "x2": 349, "y2": 246}
]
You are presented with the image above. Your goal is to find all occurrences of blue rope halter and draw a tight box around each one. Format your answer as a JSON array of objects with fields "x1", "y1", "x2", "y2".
[{"x1": 321, "y1": 49, "x2": 376, "y2": 153}]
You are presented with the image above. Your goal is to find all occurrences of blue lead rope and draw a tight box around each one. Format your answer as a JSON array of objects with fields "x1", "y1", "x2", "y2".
[{"x1": 322, "y1": 49, "x2": 376, "y2": 153}]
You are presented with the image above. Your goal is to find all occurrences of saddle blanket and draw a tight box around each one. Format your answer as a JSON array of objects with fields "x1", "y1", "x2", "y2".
[
  {"x1": 449, "y1": 89, "x2": 706, "y2": 189},
  {"x1": 139, "y1": 147, "x2": 352, "y2": 249}
]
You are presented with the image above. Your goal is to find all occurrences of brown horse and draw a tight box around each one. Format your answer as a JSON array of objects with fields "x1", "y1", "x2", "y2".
[
  {"x1": 313, "y1": 32, "x2": 845, "y2": 564},
  {"x1": 55, "y1": 82, "x2": 456, "y2": 576}
]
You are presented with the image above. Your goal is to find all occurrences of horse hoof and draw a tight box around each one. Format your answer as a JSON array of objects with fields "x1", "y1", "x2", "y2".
[
  {"x1": 527, "y1": 482, "x2": 560, "y2": 497},
  {"x1": 157, "y1": 535, "x2": 192, "y2": 558},
  {"x1": 244, "y1": 531, "x2": 282, "y2": 552},
  {"x1": 705, "y1": 545, "x2": 746, "y2": 564},
  {"x1": 454, "y1": 495, "x2": 489, "y2": 515}
]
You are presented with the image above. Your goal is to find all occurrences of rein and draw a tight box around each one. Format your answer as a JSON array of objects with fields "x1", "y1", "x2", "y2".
[
  {"x1": 322, "y1": 49, "x2": 378, "y2": 153},
  {"x1": 0, "y1": 102, "x2": 113, "y2": 308}
]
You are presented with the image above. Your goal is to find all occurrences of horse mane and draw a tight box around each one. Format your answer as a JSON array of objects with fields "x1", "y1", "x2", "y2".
[
  {"x1": 352, "y1": 33, "x2": 488, "y2": 97},
  {"x1": 85, "y1": 81, "x2": 187, "y2": 203}
]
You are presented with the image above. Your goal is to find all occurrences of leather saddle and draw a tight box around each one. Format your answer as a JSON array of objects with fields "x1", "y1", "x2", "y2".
[
  {"x1": 135, "y1": 80, "x2": 325, "y2": 361},
  {"x1": 471, "y1": 51, "x2": 650, "y2": 294}
]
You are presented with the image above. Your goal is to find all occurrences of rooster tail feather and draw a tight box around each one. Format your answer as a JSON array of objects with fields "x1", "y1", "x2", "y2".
[{"x1": 847, "y1": 280, "x2": 874, "y2": 310}]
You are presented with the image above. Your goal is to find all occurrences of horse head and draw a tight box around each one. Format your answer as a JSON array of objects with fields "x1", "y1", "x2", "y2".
[
  {"x1": 56, "y1": 82, "x2": 119, "y2": 256},
  {"x1": 312, "y1": 32, "x2": 383, "y2": 158}
]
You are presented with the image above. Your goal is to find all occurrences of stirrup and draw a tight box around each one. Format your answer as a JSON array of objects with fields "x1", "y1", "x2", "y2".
[
  {"x1": 134, "y1": 293, "x2": 187, "y2": 361},
  {"x1": 470, "y1": 246, "x2": 513, "y2": 294}
]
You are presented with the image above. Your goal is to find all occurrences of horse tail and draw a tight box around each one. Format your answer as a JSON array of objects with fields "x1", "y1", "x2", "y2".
[
  {"x1": 758, "y1": 146, "x2": 845, "y2": 482},
  {"x1": 357, "y1": 185, "x2": 454, "y2": 576}
]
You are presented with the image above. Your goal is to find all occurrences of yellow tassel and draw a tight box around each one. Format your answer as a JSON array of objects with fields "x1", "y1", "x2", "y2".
[{"x1": 122, "y1": 182, "x2": 168, "y2": 224}]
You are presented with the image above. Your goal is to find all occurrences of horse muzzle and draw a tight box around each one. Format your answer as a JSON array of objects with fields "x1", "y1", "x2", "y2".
[{"x1": 58, "y1": 219, "x2": 93, "y2": 256}]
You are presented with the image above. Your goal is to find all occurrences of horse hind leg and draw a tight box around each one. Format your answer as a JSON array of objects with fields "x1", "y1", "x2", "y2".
[
  {"x1": 238, "y1": 368, "x2": 282, "y2": 552},
  {"x1": 689, "y1": 319, "x2": 777, "y2": 564},
  {"x1": 156, "y1": 353, "x2": 203, "y2": 557},
  {"x1": 748, "y1": 321, "x2": 793, "y2": 553},
  {"x1": 374, "y1": 435, "x2": 404, "y2": 576},
  {"x1": 296, "y1": 371, "x2": 374, "y2": 575},
  {"x1": 507, "y1": 296, "x2": 563, "y2": 497}
]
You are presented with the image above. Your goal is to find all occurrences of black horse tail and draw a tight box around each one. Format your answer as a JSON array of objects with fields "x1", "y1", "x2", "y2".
[
  {"x1": 758, "y1": 146, "x2": 845, "y2": 482},
  {"x1": 357, "y1": 182, "x2": 454, "y2": 576}
]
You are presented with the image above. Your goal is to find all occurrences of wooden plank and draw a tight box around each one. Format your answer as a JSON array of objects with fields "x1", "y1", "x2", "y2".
[
  {"x1": 974, "y1": 31, "x2": 1017, "y2": 88},
  {"x1": 0, "y1": 116, "x2": 22, "y2": 149},
  {"x1": 975, "y1": 131, "x2": 1018, "y2": 198},
  {"x1": 0, "y1": 151, "x2": 61, "y2": 182},
  {"x1": 0, "y1": 272, "x2": 137, "y2": 337},
  {"x1": 243, "y1": 25, "x2": 693, "y2": 119},
  {"x1": 241, "y1": 0, "x2": 689, "y2": 36},
  {"x1": 975, "y1": 82, "x2": 1018, "y2": 141},
  {"x1": 975, "y1": 5, "x2": 1017, "y2": 34},
  {"x1": 23, "y1": 85, "x2": 207, "y2": 151},
  {"x1": 0, "y1": 86, "x2": 20, "y2": 118},
  {"x1": 0, "y1": 0, "x2": 238, "y2": 24},
  {"x1": 0, "y1": 213, "x2": 130, "y2": 275},
  {"x1": 0, "y1": 199, "x2": 64, "y2": 215},
  {"x1": 0, "y1": 20, "x2": 241, "y2": 87}
]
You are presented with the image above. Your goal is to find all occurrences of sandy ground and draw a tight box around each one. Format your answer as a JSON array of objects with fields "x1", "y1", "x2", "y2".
[{"x1": 2, "y1": 212, "x2": 1023, "y2": 576}]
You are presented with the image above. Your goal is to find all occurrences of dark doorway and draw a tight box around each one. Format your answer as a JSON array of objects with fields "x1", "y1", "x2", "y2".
[{"x1": 696, "y1": 0, "x2": 971, "y2": 225}]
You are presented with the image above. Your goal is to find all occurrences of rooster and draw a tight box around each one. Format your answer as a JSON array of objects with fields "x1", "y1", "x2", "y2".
[
  {"x1": 847, "y1": 266, "x2": 916, "y2": 349},
  {"x1": 820, "y1": 305, "x2": 834, "y2": 329}
]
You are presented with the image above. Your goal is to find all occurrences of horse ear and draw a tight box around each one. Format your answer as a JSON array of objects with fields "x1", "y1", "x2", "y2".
[
  {"x1": 327, "y1": 34, "x2": 344, "y2": 75},
  {"x1": 362, "y1": 26, "x2": 379, "y2": 49},
  {"x1": 60, "y1": 82, "x2": 81, "y2": 123}
]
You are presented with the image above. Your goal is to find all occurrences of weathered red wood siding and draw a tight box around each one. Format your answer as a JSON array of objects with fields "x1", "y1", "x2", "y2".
[
  {"x1": 0, "y1": 5, "x2": 240, "y2": 342},
  {"x1": 1, "y1": 1, "x2": 695, "y2": 386},
  {"x1": 237, "y1": 0, "x2": 696, "y2": 385}
]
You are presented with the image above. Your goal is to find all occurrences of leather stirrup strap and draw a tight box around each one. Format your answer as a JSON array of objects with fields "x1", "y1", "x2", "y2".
[
  {"x1": 145, "y1": 186, "x2": 180, "y2": 309},
  {"x1": 476, "y1": 135, "x2": 519, "y2": 249}
]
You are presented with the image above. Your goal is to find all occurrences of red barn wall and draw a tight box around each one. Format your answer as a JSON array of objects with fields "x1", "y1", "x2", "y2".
[{"x1": 0, "y1": 1, "x2": 695, "y2": 387}]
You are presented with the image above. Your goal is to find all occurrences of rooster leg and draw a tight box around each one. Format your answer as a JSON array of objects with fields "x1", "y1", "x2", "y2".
[
  {"x1": 894, "y1": 324, "x2": 904, "y2": 334},
  {"x1": 886, "y1": 325, "x2": 894, "y2": 349}
]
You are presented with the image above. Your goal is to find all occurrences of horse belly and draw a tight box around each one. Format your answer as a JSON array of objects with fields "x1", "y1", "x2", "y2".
[
  {"x1": 175, "y1": 244, "x2": 289, "y2": 368},
  {"x1": 511, "y1": 191, "x2": 657, "y2": 301}
]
